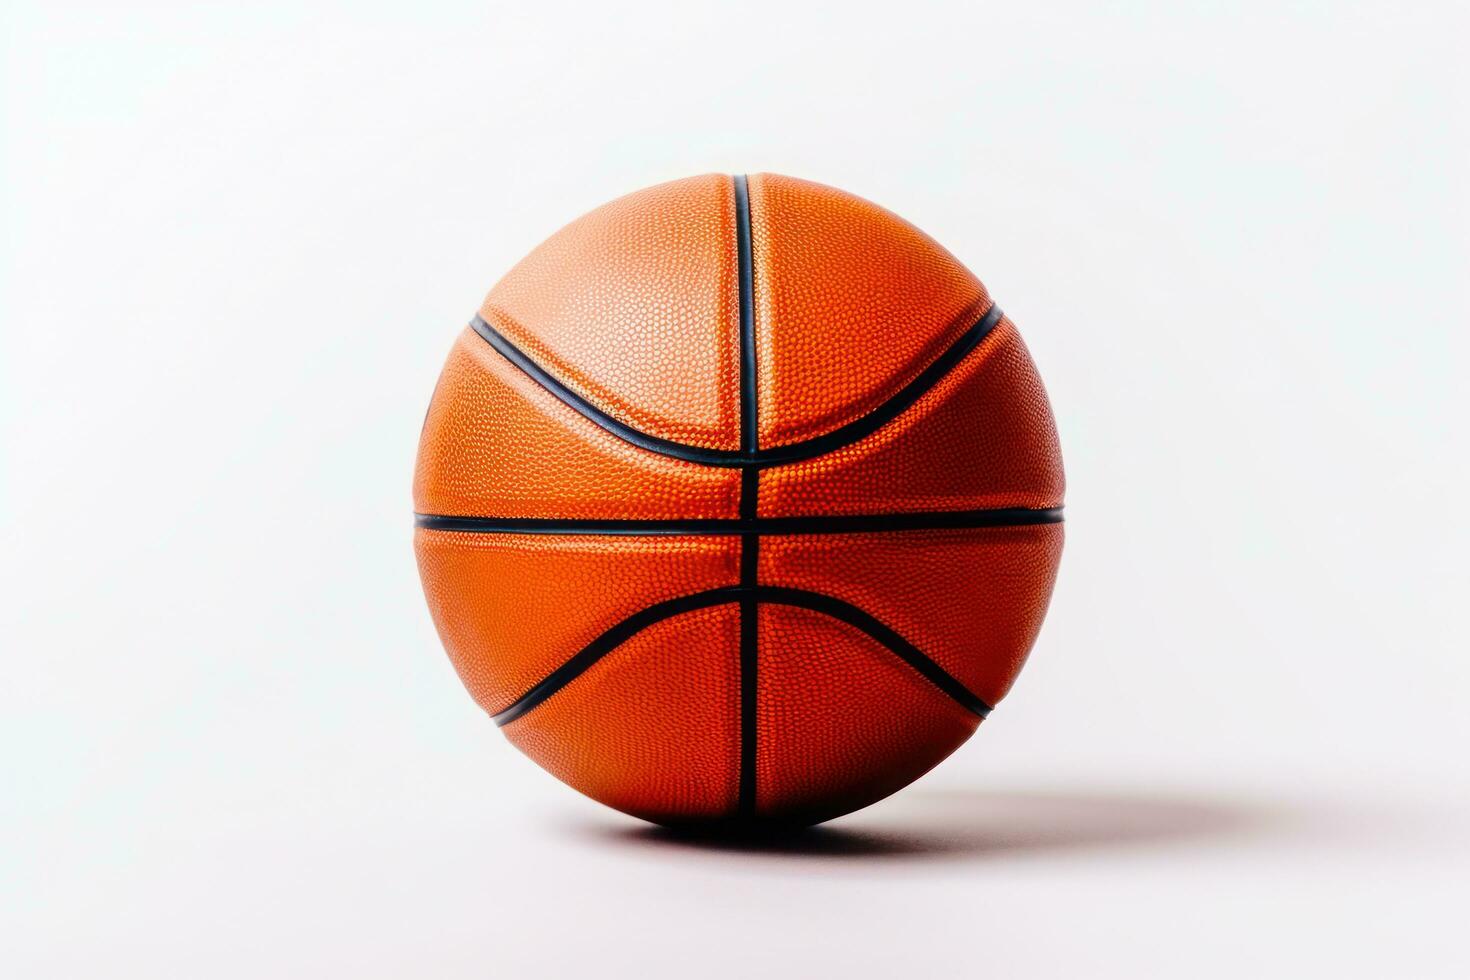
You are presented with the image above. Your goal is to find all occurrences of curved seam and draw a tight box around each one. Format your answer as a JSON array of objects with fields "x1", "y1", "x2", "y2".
[
  {"x1": 467, "y1": 301, "x2": 1004, "y2": 469},
  {"x1": 416, "y1": 506, "x2": 1065, "y2": 535},
  {"x1": 490, "y1": 585, "x2": 993, "y2": 728},
  {"x1": 759, "y1": 301, "x2": 1002, "y2": 464},
  {"x1": 757, "y1": 587, "x2": 993, "y2": 720},
  {"x1": 490, "y1": 587, "x2": 743, "y2": 727},
  {"x1": 470, "y1": 313, "x2": 734, "y2": 464}
]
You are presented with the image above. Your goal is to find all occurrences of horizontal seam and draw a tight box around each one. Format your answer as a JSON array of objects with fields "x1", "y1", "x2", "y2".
[{"x1": 415, "y1": 507, "x2": 1064, "y2": 536}]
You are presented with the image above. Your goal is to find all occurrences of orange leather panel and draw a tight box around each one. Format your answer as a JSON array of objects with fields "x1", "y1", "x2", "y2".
[
  {"x1": 758, "y1": 318, "x2": 1064, "y2": 515},
  {"x1": 413, "y1": 329, "x2": 741, "y2": 519},
  {"x1": 415, "y1": 529, "x2": 739, "y2": 714},
  {"x1": 502, "y1": 605, "x2": 741, "y2": 824},
  {"x1": 415, "y1": 173, "x2": 1066, "y2": 827},
  {"x1": 759, "y1": 524, "x2": 1063, "y2": 706},
  {"x1": 747, "y1": 173, "x2": 989, "y2": 448},
  {"x1": 755, "y1": 604, "x2": 980, "y2": 824},
  {"x1": 483, "y1": 174, "x2": 740, "y2": 451}
]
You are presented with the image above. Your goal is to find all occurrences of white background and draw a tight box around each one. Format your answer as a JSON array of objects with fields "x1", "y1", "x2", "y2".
[{"x1": 3, "y1": 2, "x2": 1467, "y2": 976}]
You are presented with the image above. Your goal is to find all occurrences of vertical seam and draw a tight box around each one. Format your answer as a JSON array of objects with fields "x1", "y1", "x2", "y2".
[
  {"x1": 734, "y1": 174, "x2": 759, "y2": 819},
  {"x1": 735, "y1": 175, "x2": 758, "y2": 458}
]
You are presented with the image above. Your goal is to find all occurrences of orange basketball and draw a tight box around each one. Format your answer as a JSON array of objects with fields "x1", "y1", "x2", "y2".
[{"x1": 414, "y1": 174, "x2": 1064, "y2": 827}]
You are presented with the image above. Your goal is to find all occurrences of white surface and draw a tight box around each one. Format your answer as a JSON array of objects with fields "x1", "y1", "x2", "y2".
[{"x1": 3, "y1": 2, "x2": 1467, "y2": 976}]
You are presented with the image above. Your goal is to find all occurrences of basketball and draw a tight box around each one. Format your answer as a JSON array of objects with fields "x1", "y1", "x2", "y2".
[{"x1": 413, "y1": 173, "x2": 1064, "y2": 827}]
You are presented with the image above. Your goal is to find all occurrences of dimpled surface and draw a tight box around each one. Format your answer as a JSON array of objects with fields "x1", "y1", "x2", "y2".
[
  {"x1": 755, "y1": 604, "x2": 980, "y2": 824},
  {"x1": 759, "y1": 525, "x2": 1064, "y2": 706},
  {"x1": 484, "y1": 174, "x2": 740, "y2": 450},
  {"x1": 415, "y1": 530, "x2": 738, "y2": 714},
  {"x1": 758, "y1": 319, "x2": 1064, "y2": 516},
  {"x1": 414, "y1": 330, "x2": 741, "y2": 520},
  {"x1": 501, "y1": 605, "x2": 741, "y2": 824},
  {"x1": 748, "y1": 173, "x2": 990, "y2": 447},
  {"x1": 413, "y1": 173, "x2": 1065, "y2": 827}
]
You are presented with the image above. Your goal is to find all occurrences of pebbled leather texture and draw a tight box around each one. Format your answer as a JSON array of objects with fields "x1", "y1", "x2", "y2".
[
  {"x1": 754, "y1": 604, "x2": 980, "y2": 824},
  {"x1": 748, "y1": 173, "x2": 992, "y2": 449},
  {"x1": 414, "y1": 328, "x2": 742, "y2": 520},
  {"x1": 414, "y1": 173, "x2": 1065, "y2": 827},
  {"x1": 414, "y1": 530, "x2": 739, "y2": 715},
  {"x1": 758, "y1": 525, "x2": 1064, "y2": 707},
  {"x1": 483, "y1": 174, "x2": 741, "y2": 451},
  {"x1": 757, "y1": 318, "x2": 1064, "y2": 516},
  {"x1": 502, "y1": 605, "x2": 743, "y2": 823}
]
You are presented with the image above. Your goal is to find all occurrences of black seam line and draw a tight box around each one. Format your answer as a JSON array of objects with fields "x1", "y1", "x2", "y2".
[
  {"x1": 489, "y1": 586, "x2": 994, "y2": 728},
  {"x1": 734, "y1": 175, "x2": 759, "y2": 818},
  {"x1": 734, "y1": 174, "x2": 758, "y2": 457},
  {"x1": 415, "y1": 506, "x2": 1064, "y2": 536},
  {"x1": 467, "y1": 301, "x2": 1004, "y2": 469},
  {"x1": 489, "y1": 589, "x2": 741, "y2": 727},
  {"x1": 759, "y1": 586, "x2": 993, "y2": 719},
  {"x1": 737, "y1": 586, "x2": 758, "y2": 815}
]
